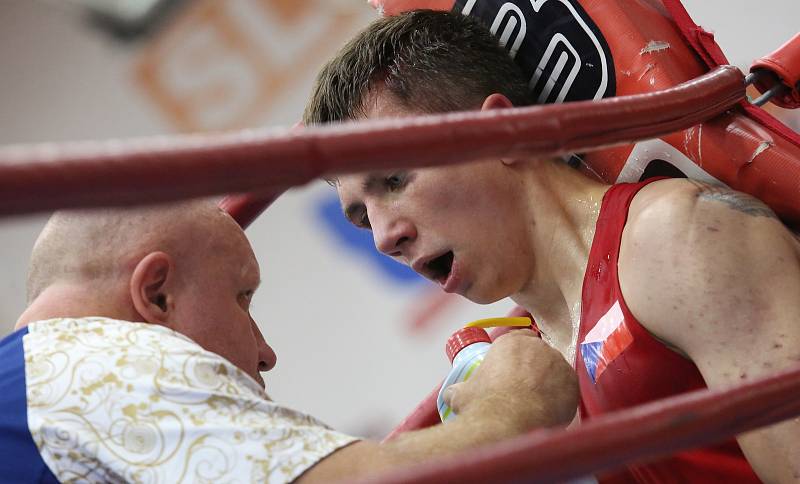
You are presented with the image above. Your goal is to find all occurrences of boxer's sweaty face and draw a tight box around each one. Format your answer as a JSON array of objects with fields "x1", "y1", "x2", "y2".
[{"x1": 336, "y1": 93, "x2": 533, "y2": 303}]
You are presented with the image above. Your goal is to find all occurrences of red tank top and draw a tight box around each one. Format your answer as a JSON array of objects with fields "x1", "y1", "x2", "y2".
[{"x1": 577, "y1": 179, "x2": 760, "y2": 483}]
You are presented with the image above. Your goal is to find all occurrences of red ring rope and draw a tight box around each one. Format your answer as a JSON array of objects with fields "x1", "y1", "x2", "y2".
[
  {"x1": 355, "y1": 362, "x2": 800, "y2": 484},
  {"x1": 0, "y1": 66, "x2": 743, "y2": 218}
]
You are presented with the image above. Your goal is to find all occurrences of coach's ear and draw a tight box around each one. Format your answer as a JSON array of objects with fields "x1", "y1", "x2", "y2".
[
  {"x1": 481, "y1": 93, "x2": 514, "y2": 111},
  {"x1": 130, "y1": 251, "x2": 174, "y2": 325},
  {"x1": 482, "y1": 94, "x2": 519, "y2": 166}
]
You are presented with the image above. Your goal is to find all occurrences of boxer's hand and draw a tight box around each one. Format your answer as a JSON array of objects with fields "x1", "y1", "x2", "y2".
[{"x1": 444, "y1": 330, "x2": 578, "y2": 430}]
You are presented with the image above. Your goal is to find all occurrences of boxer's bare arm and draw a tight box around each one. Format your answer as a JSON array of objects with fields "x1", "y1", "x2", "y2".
[
  {"x1": 297, "y1": 332, "x2": 578, "y2": 483},
  {"x1": 619, "y1": 178, "x2": 800, "y2": 484}
]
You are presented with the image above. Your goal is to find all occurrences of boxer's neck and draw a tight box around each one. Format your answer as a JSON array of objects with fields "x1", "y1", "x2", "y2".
[{"x1": 512, "y1": 162, "x2": 609, "y2": 360}]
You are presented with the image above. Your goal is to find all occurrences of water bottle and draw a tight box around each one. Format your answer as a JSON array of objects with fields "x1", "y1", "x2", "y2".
[
  {"x1": 437, "y1": 326, "x2": 492, "y2": 422},
  {"x1": 436, "y1": 316, "x2": 533, "y2": 422}
]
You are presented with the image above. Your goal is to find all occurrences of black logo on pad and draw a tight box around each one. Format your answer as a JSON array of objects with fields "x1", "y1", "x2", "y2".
[{"x1": 454, "y1": 0, "x2": 616, "y2": 103}]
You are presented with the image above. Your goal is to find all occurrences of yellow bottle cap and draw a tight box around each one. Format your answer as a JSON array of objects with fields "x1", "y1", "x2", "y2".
[{"x1": 463, "y1": 316, "x2": 532, "y2": 329}]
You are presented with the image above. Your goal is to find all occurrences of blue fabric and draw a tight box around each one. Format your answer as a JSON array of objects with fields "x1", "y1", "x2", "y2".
[
  {"x1": 580, "y1": 341, "x2": 602, "y2": 383},
  {"x1": 0, "y1": 328, "x2": 59, "y2": 483}
]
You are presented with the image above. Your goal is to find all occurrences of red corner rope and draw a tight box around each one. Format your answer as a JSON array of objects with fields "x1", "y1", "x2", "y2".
[
  {"x1": 218, "y1": 191, "x2": 284, "y2": 228},
  {"x1": 0, "y1": 66, "x2": 743, "y2": 217},
  {"x1": 356, "y1": 362, "x2": 800, "y2": 484}
]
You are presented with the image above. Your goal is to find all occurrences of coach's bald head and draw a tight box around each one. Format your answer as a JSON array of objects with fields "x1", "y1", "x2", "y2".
[{"x1": 17, "y1": 200, "x2": 275, "y2": 386}]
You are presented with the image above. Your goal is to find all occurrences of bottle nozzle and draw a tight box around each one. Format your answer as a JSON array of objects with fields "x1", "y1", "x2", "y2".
[{"x1": 464, "y1": 316, "x2": 532, "y2": 329}]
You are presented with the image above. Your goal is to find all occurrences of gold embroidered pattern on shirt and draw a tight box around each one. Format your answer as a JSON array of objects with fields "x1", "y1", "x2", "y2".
[{"x1": 24, "y1": 317, "x2": 356, "y2": 484}]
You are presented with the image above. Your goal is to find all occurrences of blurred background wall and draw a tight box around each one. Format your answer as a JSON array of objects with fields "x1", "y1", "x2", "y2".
[{"x1": 0, "y1": 0, "x2": 798, "y2": 438}]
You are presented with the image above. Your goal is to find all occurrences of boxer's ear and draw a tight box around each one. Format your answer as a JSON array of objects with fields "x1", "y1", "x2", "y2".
[
  {"x1": 481, "y1": 94, "x2": 520, "y2": 166},
  {"x1": 130, "y1": 251, "x2": 174, "y2": 325},
  {"x1": 481, "y1": 93, "x2": 514, "y2": 111}
]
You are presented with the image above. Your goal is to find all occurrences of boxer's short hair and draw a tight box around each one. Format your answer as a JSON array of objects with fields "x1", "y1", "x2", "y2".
[{"x1": 303, "y1": 9, "x2": 531, "y2": 124}]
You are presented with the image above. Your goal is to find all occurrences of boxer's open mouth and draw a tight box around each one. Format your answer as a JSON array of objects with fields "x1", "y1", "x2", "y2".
[{"x1": 425, "y1": 250, "x2": 454, "y2": 284}]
